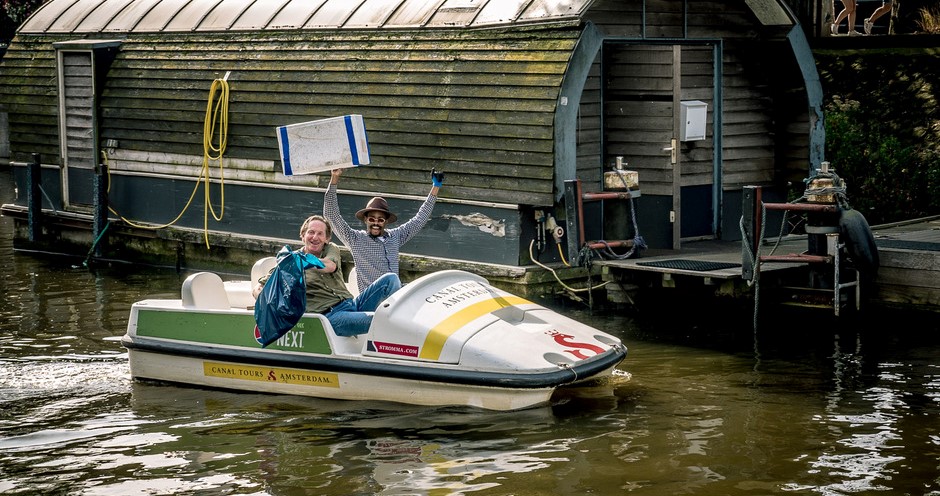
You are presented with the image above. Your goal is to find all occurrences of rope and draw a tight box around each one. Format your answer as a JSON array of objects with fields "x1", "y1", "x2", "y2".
[
  {"x1": 100, "y1": 77, "x2": 231, "y2": 249},
  {"x1": 81, "y1": 221, "x2": 110, "y2": 268},
  {"x1": 579, "y1": 171, "x2": 647, "y2": 265}
]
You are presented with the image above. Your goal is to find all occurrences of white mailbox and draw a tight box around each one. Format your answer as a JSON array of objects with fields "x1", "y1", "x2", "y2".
[{"x1": 679, "y1": 100, "x2": 708, "y2": 141}]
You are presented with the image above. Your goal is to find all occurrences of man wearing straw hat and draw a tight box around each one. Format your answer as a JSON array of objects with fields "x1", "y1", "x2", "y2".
[{"x1": 324, "y1": 168, "x2": 443, "y2": 292}]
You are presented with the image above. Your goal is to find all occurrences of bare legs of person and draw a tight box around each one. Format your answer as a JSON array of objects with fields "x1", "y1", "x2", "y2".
[
  {"x1": 832, "y1": 0, "x2": 859, "y2": 35},
  {"x1": 865, "y1": 1, "x2": 892, "y2": 35}
]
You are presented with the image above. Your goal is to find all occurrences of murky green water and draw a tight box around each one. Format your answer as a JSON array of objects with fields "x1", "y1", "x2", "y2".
[{"x1": 1, "y1": 168, "x2": 939, "y2": 495}]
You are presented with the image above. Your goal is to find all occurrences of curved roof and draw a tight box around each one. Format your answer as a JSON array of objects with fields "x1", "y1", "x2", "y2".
[{"x1": 19, "y1": 0, "x2": 592, "y2": 34}]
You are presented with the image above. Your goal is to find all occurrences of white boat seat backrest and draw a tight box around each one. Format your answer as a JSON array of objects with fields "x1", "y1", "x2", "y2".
[
  {"x1": 182, "y1": 272, "x2": 231, "y2": 310},
  {"x1": 345, "y1": 266, "x2": 360, "y2": 296},
  {"x1": 251, "y1": 256, "x2": 277, "y2": 284}
]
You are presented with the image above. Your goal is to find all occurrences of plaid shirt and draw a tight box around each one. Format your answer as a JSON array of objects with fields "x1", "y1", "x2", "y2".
[{"x1": 324, "y1": 184, "x2": 437, "y2": 292}]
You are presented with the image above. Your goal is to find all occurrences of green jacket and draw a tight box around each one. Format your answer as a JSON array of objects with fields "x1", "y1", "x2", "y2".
[
  {"x1": 302, "y1": 242, "x2": 353, "y2": 313},
  {"x1": 258, "y1": 243, "x2": 352, "y2": 314}
]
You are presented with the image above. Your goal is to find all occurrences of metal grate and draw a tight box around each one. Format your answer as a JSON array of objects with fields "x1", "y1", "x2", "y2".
[{"x1": 637, "y1": 259, "x2": 741, "y2": 271}]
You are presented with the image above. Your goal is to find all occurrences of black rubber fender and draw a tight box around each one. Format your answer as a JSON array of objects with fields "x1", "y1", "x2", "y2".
[{"x1": 839, "y1": 208, "x2": 879, "y2": 275}]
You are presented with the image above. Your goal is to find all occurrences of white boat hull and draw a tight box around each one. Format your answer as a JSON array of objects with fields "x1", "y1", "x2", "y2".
[
  {"x1": 127, "y1": 349, "x2": 567, "y2": 410},
  {"x1": 123, "y1": 269, "x2": 627, "y2": 411}
]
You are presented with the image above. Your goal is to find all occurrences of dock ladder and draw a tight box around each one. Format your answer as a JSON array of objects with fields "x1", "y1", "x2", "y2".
[{"x1": 741, "y1": 185, "x2": 861, "y2": 317}]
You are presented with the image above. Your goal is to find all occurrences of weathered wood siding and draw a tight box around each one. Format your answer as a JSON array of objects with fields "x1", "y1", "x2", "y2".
[
  {"x1": 0, "y1": 38, "x2": 59, "y2": 161},
  {"x1": 575, "y1": 55, "x2": 603, "y2": 187},
  {"x1": 0, "y1": 0, "x2": 815, "y2": 265},
  {"x1": 1, "y1": 26, "x2": 583, "y2": 207},
  {"x1": 582, "y1": 0, "x2": 809, "y2": 196}
]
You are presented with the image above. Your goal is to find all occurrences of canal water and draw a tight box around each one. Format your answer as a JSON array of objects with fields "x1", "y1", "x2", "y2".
[{"x1": 1, "y1": 168, "x2": 939, "y2": 496}]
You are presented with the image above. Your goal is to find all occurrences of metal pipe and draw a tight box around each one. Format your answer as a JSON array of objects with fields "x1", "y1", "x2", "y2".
[
  {"x1": 585, "y1": 240, "x2": 634, "y2": 250},
  {"x1": 581, "y1": 191, "x2": 635, "y2": 201},
  {"x1": 762, "y1": 202, "x2": 839, "y2": 213},
  {"x1": 759, "y1": 254, "x2": 831, "y2": 263}
]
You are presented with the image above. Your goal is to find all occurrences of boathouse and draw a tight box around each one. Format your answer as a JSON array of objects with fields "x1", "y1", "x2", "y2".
[{"x1": 0, "y1": 0, "x2": 820, "y2": 281}]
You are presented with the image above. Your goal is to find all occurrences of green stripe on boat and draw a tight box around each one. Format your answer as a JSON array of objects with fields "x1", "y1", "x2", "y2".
[{"x1": 135, "y1": 308, "x2": 333, "y2": 354}]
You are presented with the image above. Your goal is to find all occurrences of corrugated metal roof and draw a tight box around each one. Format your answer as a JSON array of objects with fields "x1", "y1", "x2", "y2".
[{"x1": 19, "y1": 0, "x2": 593, "y2": 34}]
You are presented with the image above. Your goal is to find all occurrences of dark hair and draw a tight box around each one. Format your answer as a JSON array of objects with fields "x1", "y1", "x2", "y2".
[{"x1": 299, "y1": 215, "x2": 331, "y2": 239}]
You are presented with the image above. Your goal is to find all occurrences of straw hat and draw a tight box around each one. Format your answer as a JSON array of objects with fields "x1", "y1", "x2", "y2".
[{"x1": 355, "y1": 196, "x2": 397, "y2": 223}]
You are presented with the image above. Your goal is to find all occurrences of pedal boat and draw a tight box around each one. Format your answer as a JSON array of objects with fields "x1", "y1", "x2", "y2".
[{"x1": 122, "y1": 266, "x2": 627, "y2": 411}]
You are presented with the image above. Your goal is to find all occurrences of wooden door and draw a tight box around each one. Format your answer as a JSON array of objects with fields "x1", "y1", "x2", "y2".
[
  {"x1": 57, "y1": 49, "x2": 98, "y2": 211},
  {"x1": 603, "y1": 42, "x2": 717, "y2": 250}
]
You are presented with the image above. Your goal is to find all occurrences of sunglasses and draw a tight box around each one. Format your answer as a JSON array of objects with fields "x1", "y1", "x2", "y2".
[{"x1": 366, "y1": 216, "x2": 387, "y2": 224}]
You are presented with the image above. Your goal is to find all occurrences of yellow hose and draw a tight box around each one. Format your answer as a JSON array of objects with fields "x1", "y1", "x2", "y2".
[
  {"x1": 201, "y1": 77, "x2": 229, "y2": 248},
  {"x1": 103, "y1": 77, "x2": 230, "y2": 249}
]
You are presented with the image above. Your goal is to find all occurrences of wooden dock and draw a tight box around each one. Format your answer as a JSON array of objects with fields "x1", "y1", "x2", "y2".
[{"x1": 591, "y1": 216, "x2": 940, "y2": 314}]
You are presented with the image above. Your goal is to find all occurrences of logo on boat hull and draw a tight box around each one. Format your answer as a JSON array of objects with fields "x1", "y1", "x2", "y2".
[
  {"x1": 546, "y1": 330, "x2": 606, "y2": 359},
  {"x1": 204, "y1": 361, "x2": 339, "y2": 388},
  {"x1": 368, "y1": 340, "x2": 419, "y2": 357},
  {"x1": 255, "y1": 325, "x2": 306, "y2": 348}
]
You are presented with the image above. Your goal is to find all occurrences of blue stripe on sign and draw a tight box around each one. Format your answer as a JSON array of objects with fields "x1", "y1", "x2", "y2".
[
  {"x1": 344, "y1": 115, "x2": 359, "y2": 165},
  {"x1": 363, "y1": 120, "x2": 371, "y2": 162},
  {"x1": 278, "y1": 126, "x2": 293, "y2": 175}
]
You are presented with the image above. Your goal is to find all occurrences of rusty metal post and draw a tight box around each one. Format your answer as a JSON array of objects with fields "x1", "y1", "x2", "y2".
[
  {"x1": 741, "y1": 185, "x2": 760, "y2": 280},
  {"x1": 26, "y1": 153, "x2": 42, "y2": 242},
  {"x1": 563, "y1": 179, "x2": 583, "y2": 265},
  {"x1": 92, "y1": 160, "x2": 109, "y2": 259}
]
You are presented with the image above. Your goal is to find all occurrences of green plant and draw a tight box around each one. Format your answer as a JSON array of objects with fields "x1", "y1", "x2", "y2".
[
  {"x1": 825, "y1": 100, "x2": 940, "y2": 225},
  {"x1": 1, "y1": 0, "x2": 45, "y2": 43},
  {"x1": 820, "y1": 51, "x2": 940, "y2": 226},
  {"x1": 917, "y1": 4, "x2": 940, "y2": 34},
  {"x1": 2, "y1": 0, "x2": 45, "y2": 23}
]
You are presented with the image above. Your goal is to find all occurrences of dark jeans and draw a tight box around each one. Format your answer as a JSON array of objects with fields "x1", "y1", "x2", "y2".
[{"x1": 325, "y1": 273, "x2": 401, "y2": 336}]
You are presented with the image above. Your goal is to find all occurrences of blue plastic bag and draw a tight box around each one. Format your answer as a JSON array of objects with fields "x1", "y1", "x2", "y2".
[{"x1": 254, "y1": 246, "x2": 325, "y2": 347}]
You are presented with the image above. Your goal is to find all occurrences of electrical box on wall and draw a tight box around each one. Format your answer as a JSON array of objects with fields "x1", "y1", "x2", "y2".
[{"x1": 679, "y1": 100, "x2": 707, "y2": 141}]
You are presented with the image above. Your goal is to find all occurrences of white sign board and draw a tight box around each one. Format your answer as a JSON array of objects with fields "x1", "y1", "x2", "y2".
[{"x1": 275, "y1": 115, "x2": 370, "y2": 175}]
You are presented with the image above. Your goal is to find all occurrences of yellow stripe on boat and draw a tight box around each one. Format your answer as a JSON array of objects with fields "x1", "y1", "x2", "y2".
[{"x1": 419, "y1": 295, "x2": 530, "y2": 360}]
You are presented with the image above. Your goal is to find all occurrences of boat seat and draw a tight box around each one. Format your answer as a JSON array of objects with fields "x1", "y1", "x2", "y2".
[
  {"x1": 224, "y1": 281, "x2": 255, "y2": 309},
  {"x1": 224, "y1": 256, "x2": 279, "y2": 309},
  {"x1": 251, "y1": 256, "x2": 277, "y2": 284},
  {"x1": 345, "y1": 266, "x2": 360, "y2": 297},
  {"x1": 182, "y1": 272, "x2": 231, "y2": 310},
  {"x1": 317, "y1": 314, "x2": 366, "y2": 354}
]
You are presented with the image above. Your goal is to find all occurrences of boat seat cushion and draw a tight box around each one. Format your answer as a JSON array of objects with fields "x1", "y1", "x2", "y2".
[
  {"x1": 251, "y1": 256, "x2": 277, "y2": 284},
  {"x1": 345, "y1": 266, "x2": 359, "y2": 296},
  {"x1": 182, "y1": 272, "x2": 231, "y2": 310},
  {"x1": 224, "y1": 281, "x2": 255, "y2": 309},
  {"x1": 224, "y1": 257, "x2": 279, "y2": 309}
]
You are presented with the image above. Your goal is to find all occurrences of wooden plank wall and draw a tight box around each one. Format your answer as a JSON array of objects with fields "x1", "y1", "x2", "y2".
[
  {"x1": 603, "y1": 44, "x2": 678, "y2": 197},
  {"x1": 0, "y1": 38, "x2": 60, "y2": 162},
  {"x1": 0, "y1": 1, "x2": 813, "y2": 216},
  {"x1": 583, "y1": 0, "x2": 808, "y2": 196},
  {"x1": 104, "y1": 28, "x2": 580, "y2": 207},
  {"x1": 575, "y1": 53, "x2": 602, "y2": 187},
  {"x1": 0, "y1": 27, "x2": 583, "y2": 208}
]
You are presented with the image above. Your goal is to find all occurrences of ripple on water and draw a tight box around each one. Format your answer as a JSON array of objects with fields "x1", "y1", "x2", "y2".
[{"x1": 0, "y1": 358, "x2": 132, "y2": 430}]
